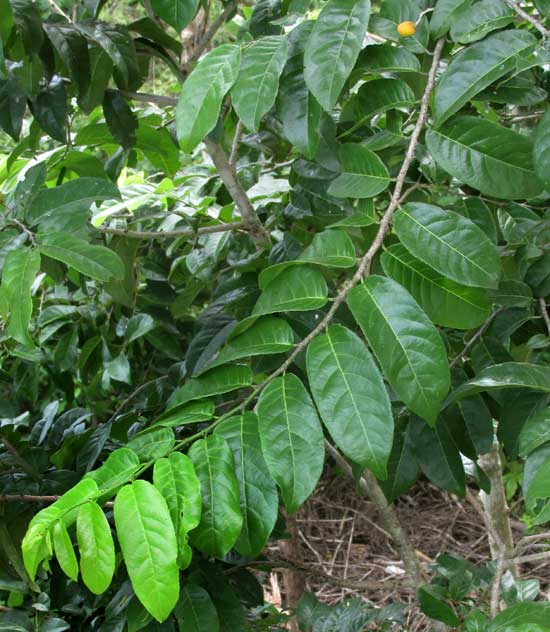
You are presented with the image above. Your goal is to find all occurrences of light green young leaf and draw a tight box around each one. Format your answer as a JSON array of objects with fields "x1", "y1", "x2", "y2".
[
  {"x1": 22, "y1": 506, "x2": 60, "y2": 581},
  {"x1": 381, "y1": 245, "x2": 490, "y2": 330},
  {"x1": 85, "y1": 447, "x2": 141, "y2": 492},
  {"x1": 327, "y1": 144, "x2": 390, "y2": 199},
  {"x1": 432, "y1": 30, "x2": 537, "y2": 125},
  {"x1": 1, "y1": 248, "x2": 40, "y2": 346},
  {"x1": 188, "y1": 435, "x2": 243, "y2": 558},
  {"x1": 216, "y1": 413, "x2": 278, "y2": 557},
  {"x1": 39, "y1": 234, "x2": 125, "y2": 282},
  {"x1": 304, "y1": 0, "x2": 371, "y2": 110},
  {"x1": 127, "y1": 427, "x2": 175, "y2": 461},
  {"x1": 426, "y1": 117, "x2": 542, "y2": 200},
  {"x1": 52, "y1": 521, "x2": 78, "y2": 582},
  {"x1": 76, "y1": 502, "x2": 115, "y2": 595},
  {"x1": 114, "y1": 481, "x2": 180, "y2": 622},
  {"x1": 257, "y1": 374, "x2": 324, "y2": 514},
  {"x1": 347, "y1": 276, "x2": 450, "y2": 425},
  {"x1": 232, "y1": 35, "x2": 288, "y2": 131},
  {"x1": 393, "y1": 203, "x2": 501, "y2": 289},
  {"x1": 306, "y1": 325, "x2": 394, "y2": 479},
  {"x1": 176, "y1": 44, "x2": 241, "y2": 153}
]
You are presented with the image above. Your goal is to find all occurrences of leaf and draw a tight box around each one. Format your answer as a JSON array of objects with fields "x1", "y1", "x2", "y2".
[
  {"x1": 300, "y1": 228, "x2": 356, "y2": 267},
  {"x1": 176, "y1": 45, "x2": 241, "y2": 153},
  {"x1": 430, "y1": 0, "x2": 471, "y2": 38},
  {"x1": 38, "y1": 234, "x2": 125, "y2": 282},
  {"x1": 276, "y1": 22, "x2": 322, "y2": 159},
  {"x1": 410, "y1": 417, "x2": 466, "y2": 496},
  {"x1": 327, "y1": 144, "x2": 390, "y2": 199},
  {"x1": 202, "y1": 317, "x2": 294, "y2": 373},
  {"x1": 418, "y1": 587, "x2": 460, "y2": 626},
  {"x1": 304, "y1": 0, "x2": 371, "y2": 110},
  {"x1": 187, "y1": 435, "x2": 243, "y2": 558},
  {"x1": 150, "y1": 0, "x2": 199, "y2": 30},
  {"x1": 153, "y1": 452, "x2": 202, "y2": 564},
  {"x1": 29, "y1": 75, "x2": 67, "y2": 143},
  {"x1": 114, "y1": 480, "x2": 180, "y2": 622},
  {"x1": 253, "y1": 265, "x2": 328, "y2": 317},
  {"x1": 257, "y1": 374, "x2": 325, "y2": 513},
  {"x1": 22, "y1": 506, "x2": 60, "y2": 581},
  {"x1": 232, "y1": 35, "x2": 288, "y2": 132},
  {"x1": 450, "y1": 0, "x2": 514, "y2": 44},
  {"x1": 347, "y1": 276, "x2": 450, "y2": 425},
  {"x1": 43, "y1": 22, "x2": 90, "y2": 97},
  {"x1": 370, "y1": 0, "x2": 429, "y2": 53},
  {"x1": 454, "y1": 197, "x2": 498, "y2": 243},
  {"x1": 432, "y1": 30, "x2": 537, "y2": 125},
  {"x1": 103, "y1": 90, "x2": 137, "y2": 149},
  {"x1": 489, "y1": 603, "x2": 550, "y2": 631},
  {"x1": 306, "y1": 325, "x2": 393, "y2": 478},
  {"x1": 85, "y1": 447, "x2": 141, "y2": 492},
  {"x1": 52, "y1": 521, "x2": 78, "y2": 582},
  {"x1": 178, "y1": 584, "x2": 220, "y2": 632},
  {"x1": 153, "y1": 400, "x2": 215, "y2": 428},
  {"x1": 166, "y1": 365, "x2": 253, "y2": 412},
  {"x1": 426, "y1": 116, "x2": 543, "y2": 200},
  {"x1": 393, "y1": 203, "x2": 501, "y2": 289},
  {"x1": 127, "y1": 427, "x2": 175, "y2": 461},
  {"x1": 76, "y1": 502, "x2": 115, "y2": 595},
  {"x1": 1, "y1": 248, "x2": 40, "y2": 346},
  {"x1": 0, "y1": 73, "x2": 26, "y2": 141},
  {"x1": 381, "y1": 245, "x2": 490, "y2": 330},
  {"x1": 519, "y1": 408, "x2": 550, "y2": 457},
  {"x1": 533, "y1": 107, "x2": 550, "y2": 186},
  {"x1": 446, "y1": 363, "x2": 550, "y2": 405},
  {"x1": 354, "y1": 43, "x2": 420, "y2": 75},
  {"x1": 378, "y1": 421, "x2": 418, "y2": 502},
  {"x1": 216, "y1": 413, "x2": 278, "y2": 557}
]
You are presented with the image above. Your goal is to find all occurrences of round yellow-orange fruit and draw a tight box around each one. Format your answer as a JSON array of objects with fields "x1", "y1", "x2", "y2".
[{"x1": 397, "y1": 21, "x2": 416, "y2": 37}]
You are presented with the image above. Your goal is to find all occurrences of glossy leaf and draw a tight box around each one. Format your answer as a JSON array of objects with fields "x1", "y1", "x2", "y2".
[
  {"x1": 518, "y1": 408, "x2": 550, "y2": 457},
  {"x1": 418, "y1": 587, "x2": 460, "y2": 626},
  {"x1": 127, "y1": 427, "x2": 175, "y2": 461},
  {"x1": 153, "y1": 400, "x2": 216, "y2": 428},
  {"x1": 257, "y1": 374, "x2": 324, "y2": 513},
  {"x1": 1, "y1": 248, "x2": 40, "y2": 346},
  {"x1": 300, "y1": 229, "x2": 356, "y2": 267},
  {"x1": 153, "y1": 452, "x2": 201, "y2": 566},
  {"x1": 22, "y1": 506, "x2": 60, "y2": 581},
  {"x1": 178, "y1": 584, "x2": 220, "y2": 632},
  {"x1": 450, "y1": 0, "x2": 514, "y2": 44},
  {"x1": 426, "y1": 117, "x2": 542, "y2": 200},
  {"x1": 76, "y1": 502, "x2": 115, "y2": 595},
  {"x1": 307, "y1": 325, "x2": 393, "y2": 478},
  {"x1": 378, "y1": 422, "x2": 418, "y2": 502},
  {"x1": 176, "y1": 45, "x2": 241, "y2": 153},
  {"x1": 489, "y1": 603, "x2": 550, "y2": 631},
  {"x1": 347, "y1": 276, "x2": 450, "y2": 425},
  {"x1": 114, "y1": 480, "x2": 179, "y2": 622},
  {"x1": 304, "y1": 0, "x2": 371, "y2": 110},
  {"x1": 432, "y1": 30, "x2": 537, "y2": 125},
  {"x1": 355, "y1": 44, "x2": 420, "y2": 75},
  {"x1": 188, "y1": 435, "x2": 243, "y2": 558},
  {"x1": 533, "y1": 107, "x2": 550, "y2": 186},
  {"x1": 393, "y1": 203, "x2": 501, "y2": 289},
  {"x1": 39, "y1": 235, "x2": 125, "y2": 282},
  {"x1": 327, "y1": 144, "x2": 390, "y2": 199},
  {"x1": 446, "y1": 363, "x2": 550, "y2": 405},
  {"x1": 381, "y1": 245, "x2": 490, "y2": 330},
  {"x1": 85, "y1": 447, "x2": 141, "y2": 492},
  {"x1": 430, "y1": 0, "x2": 471, "y2": 38},
  {"x1": 370, "y1": 0, "x2": 429, "y2": 53},
  {"x1": 52, "y1": 521, "x2": 78, "y2": 582},
  {"x1": 151, "y1": 0, "x2": 199, "y2": 30},
  {"x1": 216, "y1": 413, "x2": 278, "y2": 557},
  {"x1": 232, "y1": 35, "x2": 288, "y2": 132}
]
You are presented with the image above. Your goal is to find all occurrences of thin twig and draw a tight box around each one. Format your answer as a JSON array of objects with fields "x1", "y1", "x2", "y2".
[
  {"x1": 539, "y1": 298, "x2": 550, "y2": 337},
  {"x1": 449, "y1": 307, "x2": 504, "y2": 368},
  {"x1": 97, "y1": 221, "x2": 246, "y2": 240},
  {"x1": 230, "y1": 120, "x2": 244, "y2": 166},
  {"x1": 108, "y1": 376, "x2": 168, "y2": 423},
  {"x1": 184, "y1": 1, "x2": 238, "y2": 68},
  {"x1": 117, "y1": 90, "x2": 177, "y2": 107},
  {"x1": 505, "y1": 1, "x2": 550, "y2": 37}
]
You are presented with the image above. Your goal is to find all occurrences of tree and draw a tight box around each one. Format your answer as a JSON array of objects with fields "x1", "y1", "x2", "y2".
[{"x1": 0, "y1": 0, "x2": 550, "y2": 629}]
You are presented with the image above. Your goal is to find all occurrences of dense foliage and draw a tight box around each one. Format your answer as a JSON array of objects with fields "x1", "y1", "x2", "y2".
[{"x1": 1, "y1": 0, "x2": 550, "y2": 630}]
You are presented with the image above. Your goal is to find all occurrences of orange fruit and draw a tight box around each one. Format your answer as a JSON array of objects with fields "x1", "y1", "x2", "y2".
[{"x1": 397, "y1": 21, "x2": 416, "y2": 37}]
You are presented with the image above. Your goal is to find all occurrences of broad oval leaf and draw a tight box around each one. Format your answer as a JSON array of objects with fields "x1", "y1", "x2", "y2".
[
  {"x1": 489, "y1": 603, "x2": 550, "y2": 632},
  {"x1": 153, "y1": 452, "x2": 201, "y2": 567},
  {"x1": 519, "y1": 407, "x2": 550, "y2": 457},
  {"x1": 327, "y1": 144, "x2": 390, "y2": 199},
  {"x1": 370, "y1": 0, "x2": 429, "y2": 53},
  {"x1": 150, "y1": 0, "x2": 199, "y2": 31},
  {"x1": 153, "y1": 400, "x2": 216, "y2": 428},
  {"x1": 257, "y1": 373, "x2": 325, "y2": 514},
  {"x1": 393, "y1": 203, "x2": 501, "y2": 289},
  {"x1": 114, "y1": 480, "x2": 179, "y2": 622},
  {"x1": 187, "y1": 434, "x2": 243, "y2": 558},
  {"x1": 446, "y1": 363, "x2": 550, "y2": 405},
  {"x1": 39, "y1": 234, "x2": 125, "y2": 282},
  {"x1": 52, "y1": 521, "x2": 78, "y2": 582},
  {"x1": 299, "y1": 228, "x2": 356, "y2": 267},
  {"x1": 176, "y1": 44, "x2": 241, "y2": 153},
  {"x1": 381, "y1": 244, "x2": 491, "y2": 329},
  {"x1": 127, "y1": 427, "x2": 175, "y2": 461},
  {"x1": 22, "y1": 506, "x2": 61, "y2": 581},
  {"x1": 178, "y1": 584, "x2": 220, "y2": 632},
  {"x1": 85, "y1": 447, "x2": 141, "y2": 492},
  {"x1": 306, "y1": 325, "x2": 394, "y2": 479},
  {"x1": 426, "y1": 116, "x2": 543, "y2": 200},
  {"x1": 430, "y1": 0, "x2": 471, "y2": 38},
  {"x1": 347, "y1": 276, "x2": 450, "y2": 425},
  {"x1": 450, "y1": 0, "x2": 514, "y2": 44},
  {"x1": 216, "y1": 413, "x2": 278, "y2": 557},
  {"x1": 432, "y1": 30, "x2": 537, "y2": 125},
  {"x1": 533, "y1": 107, "x2": 550, "y2": 186},
  {"x1": 76, "y1": 502, "x2": 115, "y2": 595},
  {"x1": 232, "y1": 35, "x2": 288, "y2": 132},
  {"x1": 304, "y1": 0, "x2": 371, "y2": 110},
  {"x1": 354, "y1": 44, "x2": 421, "y2": 75}
]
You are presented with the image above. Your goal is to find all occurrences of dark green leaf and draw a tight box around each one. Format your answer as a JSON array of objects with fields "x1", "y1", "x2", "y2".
[
  {"x1": 418, "y1": 587, "x2": 460, "y2": 626},
  {"x1": 103, "y1": 90, "x2": 138, "y2": 149},
  {"x1": 533, "y1": 107, "x2": 550, "y2": 187},
  {"x1": 178, "y1": 584, "x2": 220, "y2": 632},
  {"x1": 327, "y1": 144, "x2": 390, "y2": 199},
  {"x1": 150, "y1": 0, "x2": 199, "y2": 30},
  {"x1": 430, "y1": 0, "x2": 471, "y2": 38},
  {"x1": 450, "y1": 0, "x2": 514, "y2": 44},
  {"x1": 127, "y1": 427, "x2": 175, "y2": 461}
]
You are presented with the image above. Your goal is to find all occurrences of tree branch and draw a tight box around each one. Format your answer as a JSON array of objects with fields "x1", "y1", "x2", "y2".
[
  {"x1": 449, "y1": 307, "x2": 503, "y2": 368},
  {"x1": 505, "y1": 1, "x2": 550, "y2": 37},
  {"x1": 97, "y1": 221, "x2": 246, "y2": 240},
  {"x1": 184, "y1": 1, "x2": 238, "y2": 69},
  {"x1": 539, "y1": 298, "x2": 550, "y2": 337}
]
